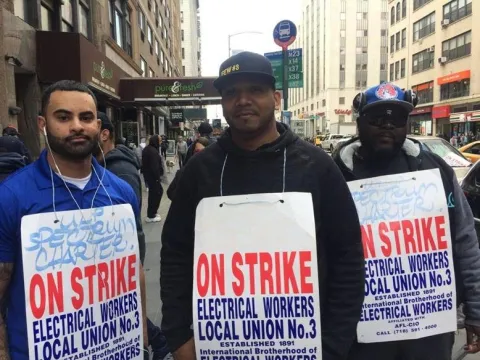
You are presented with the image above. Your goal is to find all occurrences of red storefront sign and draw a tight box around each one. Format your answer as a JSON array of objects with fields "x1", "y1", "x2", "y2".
[
  {"x1": 410, "y1": 106, "x2": 432, "y2": 115},
  {"x1": 334, "y1": 109, "x2": 352, "y2": 115},
  {"x1": 432, "y1": 105, "x2": 451, "y2": 119}
]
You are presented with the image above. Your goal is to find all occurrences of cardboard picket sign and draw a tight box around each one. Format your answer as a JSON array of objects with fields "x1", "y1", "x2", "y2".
[
  {"x1": 21, "y1": 204, "x2": 143, "y2": 360},
  {"x1": 193, "y1": 192, "x2": 322, "y2": 358}
]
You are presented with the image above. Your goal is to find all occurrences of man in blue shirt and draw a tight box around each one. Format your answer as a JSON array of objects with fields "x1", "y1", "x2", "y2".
[{"x1": 0, "y1": 80, "x2": 147, "y2": 359}]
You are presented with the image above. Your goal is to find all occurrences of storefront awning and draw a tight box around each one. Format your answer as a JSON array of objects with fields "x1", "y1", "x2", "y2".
[
  {"x1": 119, "y1": 77, "x2": 222, "y2": 105},
  {"x1": 36, "y1": 31, "x2": 129, "y2": 100},
  {"x1": 450, "y1": 111, "x2": 480, "y2": 123}
]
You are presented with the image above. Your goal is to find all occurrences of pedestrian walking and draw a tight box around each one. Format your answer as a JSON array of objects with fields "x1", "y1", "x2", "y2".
[
  {"x1": 333, "y1": 83, "x2": 480, "y2": 360},
  {"x1": 160, "y1": 51, "x2": 364, "y2": 359},
  {"x1": 160, "y1": 135, "x2": 168, "y2": 159},
  {"x1": 176, "y1": 136, "x2": 187, "y2": 168},
  {"x1": 2, "y1": 125, "x2": 32, "y2": 164},
  {"x1": 0, "y1": 80, "x2": 147, "y2": 359},
  {"x1": 96, "y1": 112, "x2": 170, "y2": 360},
  {"x1": 142, "y1": 134, "x2": 164, "y2": 222},
  {"x1": 0, "y1": 136, "x2": 28, "y2": 182}
]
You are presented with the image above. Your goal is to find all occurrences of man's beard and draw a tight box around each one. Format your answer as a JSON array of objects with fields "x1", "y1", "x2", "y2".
[
  {"x1": 47, "y1": 130, "x2": 99, "y2": 161},
  {"x1": 358, "y1": 131, "x2": 405, "y2": 161}
]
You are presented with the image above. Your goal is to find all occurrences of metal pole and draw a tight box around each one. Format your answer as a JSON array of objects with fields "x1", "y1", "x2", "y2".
[{"x1": 282, "y1": 48, "x2": 288, "y2": 111}]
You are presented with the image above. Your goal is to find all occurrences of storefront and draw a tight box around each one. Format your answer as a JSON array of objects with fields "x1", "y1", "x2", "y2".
[
  {"x1": 432, "y1": 105, "x2": 451, "y2": 136},
  {"x1": 36, "y1": 31, "x2": 130, "y2": 136},
  {"x1": 450, "y1": 111, "x2": 480, "y2": 136},
  {"x1": 408, "y1": 106, "x2": 432, "y2": 135}
]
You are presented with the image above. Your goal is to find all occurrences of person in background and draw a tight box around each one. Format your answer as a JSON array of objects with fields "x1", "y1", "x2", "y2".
[
  {"x1": 160, "y1": 135, "x2": 168, "y2": 159},
  {"x1": 2, "y1": 125, "x2": 32, "y2": 164},
  {"x1": 198, "y1": 122, "x2": 216, "y2": 145},
  {"x1": 95, "y1": 112, "x2": 170, "y2": 360},
  {"x1": 0, "y1": 136, "x2": 28, "y2": 182},
  {"x1": 142, "y1": 134, "x2": 164, "y2": 222},
  {"x1": 333, "y1": 83, "x2": 480, "y2": 360},
  {"x1": 166, "y1": 137, "x2": 209, "y2": 201},
  {"x1": 176, "y1": 136, "x2": 187, "y2": 168}
]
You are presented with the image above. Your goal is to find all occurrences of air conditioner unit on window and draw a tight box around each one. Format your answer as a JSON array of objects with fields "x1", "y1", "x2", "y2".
[
  {"x1": 442, "y1": 19, "x2": 450, "y2": 27},
  {"x1": 438, "y1": 56, "x2": 448, "y2": 64},
  {"x1": 427, "y1": 46, "x2": 435, "y2": 52}
]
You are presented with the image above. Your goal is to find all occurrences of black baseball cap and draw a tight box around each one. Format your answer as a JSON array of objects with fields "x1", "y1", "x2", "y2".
[
  {"x1": 213, "y1": 51, "x2": 276, "y2": 91},
  {"x1": 98, "y1": 112, "x2": 114, "y2": 132}
]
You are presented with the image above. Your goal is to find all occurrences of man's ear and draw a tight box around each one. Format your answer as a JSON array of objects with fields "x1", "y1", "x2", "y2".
[
  {"x1": 37, "y1": 116, "x2": 46, "y2": 134},
  {"x1": 274, "y1": 91, "x2": 282, "y2": 110},
  {"x1": 100, "y1": 129, "x2": 110, "y2": 142}
]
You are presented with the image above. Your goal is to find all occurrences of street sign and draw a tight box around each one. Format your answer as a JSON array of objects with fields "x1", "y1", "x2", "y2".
[
  {"x1": 264, "y1": 48, "x2": 303, "y2": 89},
  {"x1": 273, "y1": 20, "x2": 297, "y2": 49}
]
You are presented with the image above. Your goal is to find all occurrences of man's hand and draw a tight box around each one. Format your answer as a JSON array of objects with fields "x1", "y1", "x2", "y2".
[
  {"x1": 173, "y1": 338, "x2": 195, "y2": 360},
  {"x1": 0, "y1": 263, "x2": 13, "y2": 360},
  {"x1": 465, "y1": 324, "x2": 480, "y2": 353}
]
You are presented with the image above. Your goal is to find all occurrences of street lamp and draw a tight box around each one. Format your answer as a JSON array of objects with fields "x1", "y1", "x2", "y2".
[{"x1": 227, "y1": 31, "x2": 263, "y2": 56}]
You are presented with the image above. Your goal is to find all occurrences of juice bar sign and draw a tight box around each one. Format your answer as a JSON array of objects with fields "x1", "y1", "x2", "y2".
[
  {"x1": 155, "y1": 80, "x2": 206, "y2": 98},
  {"x1": 92, "y1": 61, "x2": 115, "y2": 94}
]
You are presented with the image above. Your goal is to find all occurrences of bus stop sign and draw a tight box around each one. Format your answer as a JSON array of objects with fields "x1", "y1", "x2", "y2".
[{"x1": 273, "y1": 20, "x2": 297, "y2": 49}]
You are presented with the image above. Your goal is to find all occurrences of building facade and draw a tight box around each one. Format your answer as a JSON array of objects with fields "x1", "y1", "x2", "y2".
[
  {"x1": 289, "y1": 0, "x2": 389, "y2": 135},
  {"x1": 180, "y1": 0, "x2": 201, "y2": 76},
  {"x1": 3, "y1": 0, "x2": 183, "y2": 156},
  {"x1": 388, "y1": 0, "x2": 476, "y2": 137}
]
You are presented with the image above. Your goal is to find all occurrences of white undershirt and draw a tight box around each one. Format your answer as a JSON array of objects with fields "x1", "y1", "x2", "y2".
[{"x1": 60, "y1": 173, "x2": 92, "y2": 190}]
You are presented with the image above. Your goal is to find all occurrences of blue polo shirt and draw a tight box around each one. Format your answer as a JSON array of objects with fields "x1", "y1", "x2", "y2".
[{"x1": 0, "y1": 150, "x2": 140, "y2": 360}]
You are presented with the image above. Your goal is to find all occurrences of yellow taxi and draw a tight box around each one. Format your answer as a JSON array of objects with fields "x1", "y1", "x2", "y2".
[{"x1": 460, "y1": 141, "x2": 480, "y2": 164}]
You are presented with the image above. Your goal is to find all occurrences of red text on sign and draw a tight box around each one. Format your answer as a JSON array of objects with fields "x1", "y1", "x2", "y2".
[
  {"x1": 29, "y1": 254, "x2": 137, "y2": 319},
  {"x1": 361, "y1": 216, "x2": 447, "y2": 259}
]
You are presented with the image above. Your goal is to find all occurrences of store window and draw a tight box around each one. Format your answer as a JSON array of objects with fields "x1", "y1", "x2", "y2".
[
  {"x1": 440, "y1": 79, "x2": 470, "y2": 100},
  {"x1": 442, "y1": 31, "x2": 471, "y2": 62},
  {"x1": 443, "y1": 0, "x2": 472, "y2": 22},
  {"x1": 412, "y1": 81, "x2": 434, "y2": 104},
  {"x1": 412, "y1": 48, "x2": 435, "y2": 73},
  {"x1": 413, "y1": 12, "x2": 435, "y2": 42}
]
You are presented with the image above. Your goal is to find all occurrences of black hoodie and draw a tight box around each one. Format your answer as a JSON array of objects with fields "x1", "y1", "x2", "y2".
[
  {"x1": 160, "y1": 122, "x2": 365, "y2": 359},
  {"x1": 0, "y1": 153, "x2": 26, "y2": 182},
  {"x1": 102, "y1": 144, "x2": 146, "y2": 263},
  {"x1": 142, "y1": 135, "x2": 164, "y2": 184}
]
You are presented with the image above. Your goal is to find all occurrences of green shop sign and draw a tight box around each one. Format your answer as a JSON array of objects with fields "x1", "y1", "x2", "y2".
[
  {"x1": 93, "y1": 61, "x2": 113, "y2": 80},
  {"x1": 154, "y1": 81, "x2": 204, "y2": 96}
]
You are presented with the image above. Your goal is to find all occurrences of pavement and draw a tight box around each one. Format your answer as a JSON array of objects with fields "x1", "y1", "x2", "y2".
[{"x1": 140, "y1": 159, "x2": 480, "y2": 360}]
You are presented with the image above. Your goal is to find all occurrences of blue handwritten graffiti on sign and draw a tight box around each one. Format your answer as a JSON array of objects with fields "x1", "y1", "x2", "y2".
[{"x1": 24, "y1": 207, "x2": 136, "y2": 272}]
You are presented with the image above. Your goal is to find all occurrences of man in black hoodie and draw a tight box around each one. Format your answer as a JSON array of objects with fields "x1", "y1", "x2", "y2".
[
  {"x1": 142, "y1": 134, "x2": 164, "y2": 222},
  {"x1": 333, "y1": 83, "x2": 480, "y2": 359},
  {"x1": 0, "y1": 136, "x2": 28, "y2": 182},
  {"x1": 160, "y1": 51, "x2": 365, "y2": 360},
  {"x1": 96, "y1": 113, "x2": 170, "y2": 360}
]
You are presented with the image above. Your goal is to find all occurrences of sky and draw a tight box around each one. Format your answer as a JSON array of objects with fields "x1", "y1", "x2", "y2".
[{"x1": 199, "y1": 0, "x2": 302, "y2": 121}]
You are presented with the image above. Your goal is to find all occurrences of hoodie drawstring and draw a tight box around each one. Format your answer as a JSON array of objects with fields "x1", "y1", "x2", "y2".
[{"x1": 220, "y1": 148, "x2": 287, "y2": 196}]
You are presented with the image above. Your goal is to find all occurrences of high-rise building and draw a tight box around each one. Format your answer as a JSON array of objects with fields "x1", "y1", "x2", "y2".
[
  {"x1": 289, "y1": 0, "x2": 389, "y2": 134},
  {"x1": 388, "y1": 0, "x2": 476, "y2": 137},
  {"x1": 181, "y1": 0, "x2": 201, "y2": 76}
]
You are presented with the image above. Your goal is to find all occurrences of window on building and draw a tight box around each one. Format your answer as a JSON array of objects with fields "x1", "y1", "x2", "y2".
[
  {"x1": 390, "y1": 63, "x2": 394, "y2": 81},
  {"x1": 61, "y1": 0, "x2": 73, "y2": 32},
  {"x1": 401, "y1": 28, "x2": 406, "y2": 48},
  {"x1": 140, "y1": 57, "x2": 146, "y2": 77},
  {"x1": 401, "y1": 58, "x2": 406, "y2": 78},
  {"x1": 443, "y1": 0, "x2": 472, "y2": 22},
  {"x1": 149, "y1": 68, "x2": 154, "y2": 77},
  {"x1": 414, "y1": 0, "x2": 433, "y2": 11},
  {"x1": 396, "y1": 32, "x2": 401, "y2": 51},
  {"x1": 339, "y1": 97, "x2": 345, "y2": 105},
  {"x1": 78, "y1": 1, "x2": 90, "y2": 38},
  {"x1": 412, "y1": 48, "x2": 435, "y2": 73},
  {"x1": 163, "y1": 26, "x2": 167, "y2": 39},
  {"x1": 396, "y1": 2, "x2": 400, "y2": 21},
  {"x1": 402, "y1": 0, "x2": 407, "y2": 18},
  {"x1": 155, "y1": 39, "x2": 159, "y2": 56},
  {"x1": 160, "y1": 49, "x2": 164, "y2": 64},
  {"x1": 391, "y1": 6, "x2": 395, "y2": 24},
  {"x1": 166, "y1": 6, "x2": 170, "y2": 20},
  {"x1": 125, "y1": 7, "x2": 132, "y2": 55},
  {"x1": 158, "y1": 14, "x2": 163, "y2": 28},
  {"x1": 390, "y1": 35, "x2": 395, "y2": 53},
  {"x1": 40, "y1": 3, "x2": 54, "y2": 31},
  {"x1": 182, "y1": 47, "x2": 185, "y2": 59},
  {"x1": 413, "y1": 12, "x2": 435, "y2": 42},
  {"x1": 412, "y1": 81, "x2": 434, "y2": 104},
  {"x1": 442, "y1": 31, "x2": 471, "y2": 61},
  {"x1": 395, "y1": 61, "x2": 400, "y2": 80},
  {"x1": 440, "y1": 79, "x2": 470, "y2": 100},
  {"x1": 180, "y1": 11, "x2": 183, "y2": 23},
  {"x1": 152, "y1": 1, "x2": 156, "y2": 15},
  {"x1": 181, "y1": 29, "x2": 184, "y2": 41},
  {"x1": 182, "y1": 65, "x2": 185, "y2": 75},
  {"x1": 147, "y1": 24, "x2": 153, "y2": 45},
  {"x1": 139, "y1": 9, "x2": 145, "y2": 34}
]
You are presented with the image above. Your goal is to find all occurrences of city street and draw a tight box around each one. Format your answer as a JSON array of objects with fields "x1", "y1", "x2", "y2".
[{"x1": 141, "y1": 162, "x2": 480, "y2": 360}]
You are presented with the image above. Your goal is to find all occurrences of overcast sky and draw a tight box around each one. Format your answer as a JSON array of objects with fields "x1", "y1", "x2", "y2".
[{"x1": 199, "y1": 0, "x2": 302, "y2": 120}]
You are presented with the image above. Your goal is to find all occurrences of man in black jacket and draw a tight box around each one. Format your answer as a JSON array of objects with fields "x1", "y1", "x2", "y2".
[
  {"x1": 160, "y1": 51, "x2": 365, "y2": 360},
  {"x1": 333, "y1": 83, "x2": 480, "y2": 359},
  {"x1": 0, "y1": 136, "x2": 27, "y2": 182},
  {"x1": 96, "y1": 113, "x2": 170, "y2": 360},
  {"x1": 142, "y1": 134, "x2": 164, "y2": 222}
]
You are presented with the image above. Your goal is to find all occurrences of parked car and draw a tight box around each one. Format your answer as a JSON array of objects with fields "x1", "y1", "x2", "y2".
[
  {"x1": 321, "y1": 134, "x2": 346, "y2": 152},
  {"x1": 459, "y1": 141, "x2": 480, "y2": 164}
]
